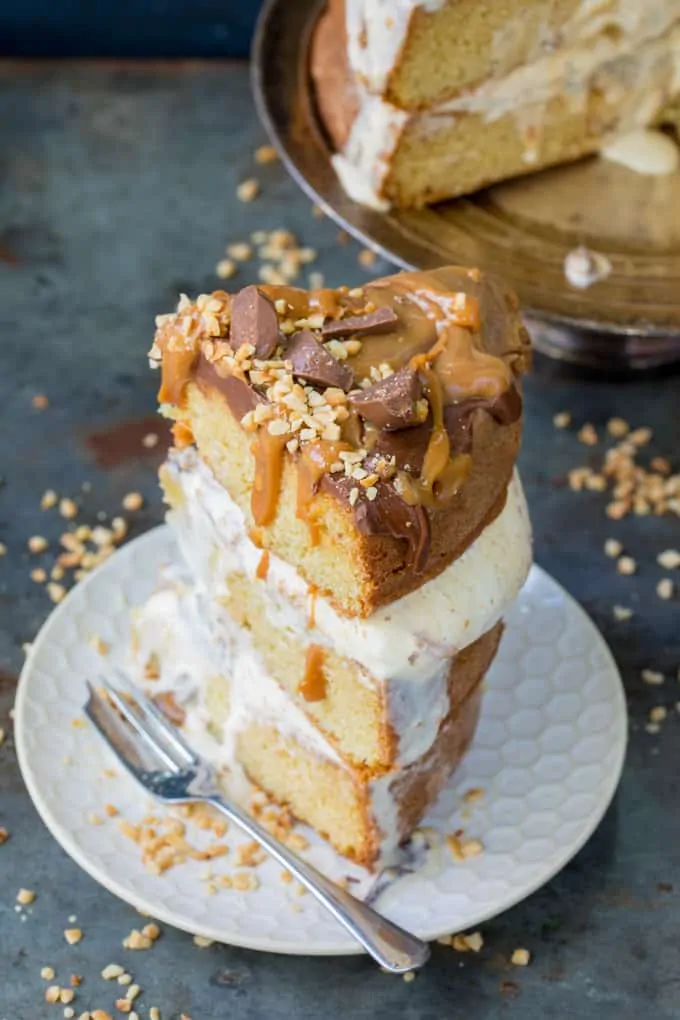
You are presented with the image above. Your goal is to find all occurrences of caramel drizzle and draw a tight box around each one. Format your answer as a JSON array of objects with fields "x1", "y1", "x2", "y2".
[
  {"x1": 256, "y1": 550, "x2": 270, "y2": 581},
  {"x1": 296, "y1": 440, "x2": 351, "y2": 544},
  {"x1": 251, "y1": 430, "x2": 288, "y2": 527},
  {"x1": 395, "y1": 340, "x2": 472, "y2": 507},
  {"x1": 171, "y1": 420, "x2": 195, "y2": 449},
  {"x1": 307, "y1": 585, "x2": 318, "y2": 629},
  {"x1": 299, "y1": 645, "x2": 327, "y2": 702},
  {"x1": 158, "y1": 346, "x2": 199, "y2": 405}
]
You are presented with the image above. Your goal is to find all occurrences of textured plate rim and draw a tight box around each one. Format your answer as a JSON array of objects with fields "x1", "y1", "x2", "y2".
[{"x1": 14, "y1": 525, "x2": 628, "y2": 956}]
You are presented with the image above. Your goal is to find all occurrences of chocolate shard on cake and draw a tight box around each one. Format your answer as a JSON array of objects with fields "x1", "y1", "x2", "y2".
[{"x1": 139, "y1": 267, "x2": 533, "y2": 868}]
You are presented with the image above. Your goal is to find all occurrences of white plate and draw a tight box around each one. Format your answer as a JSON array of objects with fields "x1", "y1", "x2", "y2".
[{"x1": 15, "y1": 526, "x2": 627, "y2": 955}]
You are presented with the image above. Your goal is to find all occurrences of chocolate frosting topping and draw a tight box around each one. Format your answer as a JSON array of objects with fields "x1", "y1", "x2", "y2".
[
  {"x1": 350, "y1": 367, "x2": 423, "y2": 430},
  {"x1": 286, "y1": 330, "x2": 354, "y2": 391},
  {"x1": 153, "y1": 265, "x2": 531, "y2": 574},
  {"x1": 231, "y1": 285, "x2": 280, "y2": 359},
  {"x1": 321, "y1": 306, "x2": 399, "y2": 338}
]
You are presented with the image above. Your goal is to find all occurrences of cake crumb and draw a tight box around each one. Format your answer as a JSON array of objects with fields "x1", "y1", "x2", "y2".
[
  {"x1": 617, "y1": 556, "x2": 636, "y2": 575},
  {"x1": 553, "y1": 411, "x2": 572, "y2": 429},
  {"x1": 657, "y1": 578, "x2": 674, "y2": 600},
  {"x1": 402, "y1": 971, "x2": 416, "y2": 982},
  {"x1": 41, "y1": 489, "x2": 58, "y2": 509},
  {"x1": 642, "y1": 669, "x2": 664, "y2": 685},
  {"x1": 102, "y1": 964, "x2": 125, "y2": 980},
  {"x1": 59, "y1": 498, "x2": 79, "y2": 519},
  {"x1": 122, "y1": 929, "x2": 152, "y2": 950},
  {"x1": 227, "y1": 242, "x2": 253, "y2": 261},
  {"x1": 452, "y1": 931, "x2": 484, "y2": 953},
  {"x1": 604, "y1": 538, "x2": 622, "y2": 558},
  {"x1": 41, "y1": 966, "x2": 55, "y2": 980},
  {"x1": 462, "y1": 787, "x2": 485, "y2": 805},
  {"x1": 254, "y1": 145, "x2": 278, "y2": 164},
  {"x1": 142, "y1": 432, "x2": 158, "y2": 449},
  {"x1": 216, "y1": 258, "x2": 237, "y2": 280},
  {"x1": 28, "y1": 535, "x2": 49, "y2": 553},
  {"x1": 0, "y1": 542, "x2": 6, "y2": 556},
  {"x1": 193, "y1": 935, "x2": 214, "y2": 948},
  {"x1": 447, "y1": 834, "x2": 484, "y2": 861},
  {"x1": 607, "y1": 417, "x2": 629, "y2": 438},
  {"x1": 358, "y1": 248, "x2": 377, "y2": 268},
  {"x1": 122, "y1": 492, "x2": 143, "y2": 512},
  {"x1": 31, "y1": 567, "x2": 47, "y2": 582},
  {"x1": 45, "y1": 985, "x2": 61, "y2": 1003},
  {"x1": 629, "y1": 427, "x2": 653, "y2": 447},
  {"x1": 64, "y1": 928, "x2": 82, "y2": 945},
  {"x1": 577, "y1": 423, "x2": 598, "y2": 446},
  {"x1": 60, "y1": 988, "x2": 75, "y2": 1004},
  {"x1": 658, "y1": 549, "x2": 680, "y2": 570},
  {"x1": 17, "y1": 887, "x2": 36, "y2": 905},
  {"x1": 32, "y1": 393, "x2": 49, "y2": 409},
  {"x1": 650, "y1": 706, "x2": 667, "y2": 724},
  {"x1": 511, "y1": 948, "x2": 531, "y2": 966},
  {"x1": 237, "y1": 178, "x2": 260, "y2": 202},
  {"x1": 613, "y1": 605, "x2": 633, "y2": 621}
]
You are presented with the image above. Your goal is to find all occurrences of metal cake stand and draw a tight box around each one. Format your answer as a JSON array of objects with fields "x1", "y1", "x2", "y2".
[{"x1": 252, "y1": 0, "x2": 680, "y2": 371}]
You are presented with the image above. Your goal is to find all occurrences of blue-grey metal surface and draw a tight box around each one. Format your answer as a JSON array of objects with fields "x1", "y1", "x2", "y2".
[{"x1": 1, "y1": 61, "x2": 679, "y2": 1020}]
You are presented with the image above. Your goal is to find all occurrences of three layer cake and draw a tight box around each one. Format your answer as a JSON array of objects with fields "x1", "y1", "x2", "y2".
[{"x1": 134, "y1": 267, "x2": 533, "y2": 868}]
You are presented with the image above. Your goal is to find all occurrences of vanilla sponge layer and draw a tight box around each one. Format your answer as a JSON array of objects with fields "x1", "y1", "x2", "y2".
[{"x1": 161, "y1": 448, "x2": 531, "y2": 768}]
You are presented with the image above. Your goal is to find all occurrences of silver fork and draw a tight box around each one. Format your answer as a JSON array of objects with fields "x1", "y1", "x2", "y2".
[{"x1": 85, "y1": 672, "x2": 430, "y2": 973}]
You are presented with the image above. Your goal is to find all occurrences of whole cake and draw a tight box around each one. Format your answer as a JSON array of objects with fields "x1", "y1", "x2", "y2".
[
  {"x1": 134, "y1": 267, "x2": 533, "y2": 868},
  {"x1": 311, "y1": 0, "x2": 680, "y2": 208}
]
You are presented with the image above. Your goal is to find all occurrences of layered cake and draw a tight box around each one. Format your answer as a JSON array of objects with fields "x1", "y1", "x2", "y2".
[
  {"x1": 135, "y1": 267, "x2": 532, "y2": 868},
  {"x1": 311, "y1": 0, "x2": 680, "y2": 208}
]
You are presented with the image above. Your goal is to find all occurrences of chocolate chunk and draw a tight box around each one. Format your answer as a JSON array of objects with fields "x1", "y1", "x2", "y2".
[
  {"x1": 286, "y1": 330, "x2": 354, "y2": 391},
  {"x1": 195, "y1": 359, "x2": 265, "y2": 419},
  {"x1": 350, "y1": 368, "x2": 423, "y2": 430},
  {"x1": 319, "y1": 472, "x2": 430, "y2": 573},
  {"x1": 354, "y1": 484, "x2": 430, "y2": 573},
  {"x1": 231, "y1": 285, "x2": 280, "y2": 359},
  {"x1": 321, "y1": 306, "x2": 399, "y2": 339}
]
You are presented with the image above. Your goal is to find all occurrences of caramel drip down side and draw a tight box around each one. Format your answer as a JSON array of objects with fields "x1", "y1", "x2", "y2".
[
  {"x1": 251, "y1": 430, "x2": 288, "y2": 527},
  {"x1": 256, "y1": 550, "x2": 270, "y2": 581},
  {"x1": 296, "y1": 441, "x2": 352, "y2": 544},
  {"x1": 299, "y1": 645, "x2": 327, "y2": 702},
  {"x1": 158, "y1": 346, "x2": 199, "y2": 405}
]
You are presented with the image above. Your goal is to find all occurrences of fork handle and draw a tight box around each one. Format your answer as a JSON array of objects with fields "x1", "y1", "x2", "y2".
[{"x1": 206, "y1": 794, "x2": 430, "y2": 972}]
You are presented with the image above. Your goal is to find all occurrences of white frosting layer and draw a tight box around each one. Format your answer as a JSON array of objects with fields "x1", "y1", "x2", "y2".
[
  {"x1": 600, "y1": 128, "x2": 680, "y2": 175},
  {"x1": 132, "y1": 574, "x2": 405, "y2": 862},
  {"x1": 132, "y1": 578, "x2": 343, "y2": 771},
  {"x1": 564, "y1": 245, "x2": 612, "y2": 290},
  {"x1": 164, "y1": 449, "x2": 531, "y2": 764},
  {"x1": 336, "y1": 5, "x2": 680, "y2": 208}
]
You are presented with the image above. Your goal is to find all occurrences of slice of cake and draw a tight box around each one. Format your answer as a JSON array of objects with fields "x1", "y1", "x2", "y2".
[
  {"x1": 311, "y1": 0, "x2": 680, "y2": 208},
  {"x1": 139, "y1": 268, "x2": 532, "y2": 868}
]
